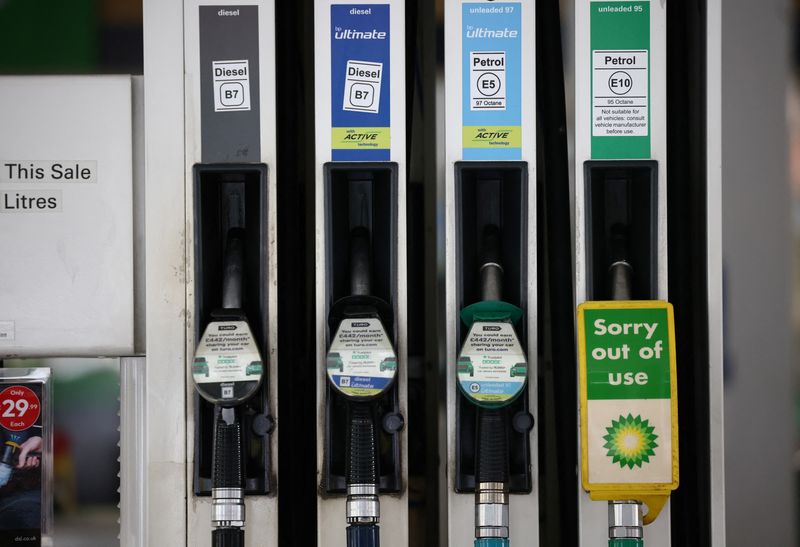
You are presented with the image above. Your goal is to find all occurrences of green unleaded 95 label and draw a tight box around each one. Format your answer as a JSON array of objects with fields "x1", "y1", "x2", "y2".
[{"x1": 591, "y1": 1, "x2": 650, "y2": 159}]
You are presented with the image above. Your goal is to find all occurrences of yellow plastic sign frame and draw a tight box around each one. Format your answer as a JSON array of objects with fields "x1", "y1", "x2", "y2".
[{"x1": 577, "y1": 300, "x2": 679, "y2": 524}]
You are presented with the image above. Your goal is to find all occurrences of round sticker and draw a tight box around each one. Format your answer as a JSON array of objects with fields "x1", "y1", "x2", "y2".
[
  {"x1": 192, "y1": 320, "x2": 264, "y2": 405},
  {"x1": 326, "y1": 317, "x2": 397, "y2": 400},
  {"x1": 457, "y1": 321, "x2": 527, "y2": 408},
  {"x1": 0, "y1": 386, "x2": 41, "y2": 432}
]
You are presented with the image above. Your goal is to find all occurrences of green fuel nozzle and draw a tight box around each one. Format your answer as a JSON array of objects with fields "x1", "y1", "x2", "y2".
[{"x1": 462, "y1": 224, "x2": 520, "y2": 544}]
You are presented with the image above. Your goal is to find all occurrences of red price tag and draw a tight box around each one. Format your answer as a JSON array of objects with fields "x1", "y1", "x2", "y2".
[{"x1": 0, "y1": 386, "x2": 40, "y2": 432}]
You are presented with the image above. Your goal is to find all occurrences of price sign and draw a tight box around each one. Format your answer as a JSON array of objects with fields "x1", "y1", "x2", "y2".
[{"x1": 0, "y1": 385, "x2": 41, "y2": 432}]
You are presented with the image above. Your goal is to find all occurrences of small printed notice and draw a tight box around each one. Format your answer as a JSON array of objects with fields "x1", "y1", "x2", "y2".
[
  {"x1": 327, "y1": 317, "x2": 396, "y2": 399},
  {"x1": 343, "y1": 60, "x2": 383, "y2": 114},
  {"x1": 457, "y1": 321, "x2": 527, "y2": 407},
  {"x1": 470, "y1": 51, "x2": 506, "y2": 110},
  {"x1": 592, "y1": 50, "x2": 648, "y2": 137},
  {"x1": 193, "y1": 321, "x2": 263, "y2": 387},
  {"x1": 0, "y1": 322, "x2": 14, "y2": 342},
  {"x1": 0, "y1": 191, "x2": 62, "y2": 214},
  {"x1": 0, "y1": 161, "x2": 97, "y2": 184},
  {"x1": 212, "y1": 59, "x2": 251, "y2": 112}
]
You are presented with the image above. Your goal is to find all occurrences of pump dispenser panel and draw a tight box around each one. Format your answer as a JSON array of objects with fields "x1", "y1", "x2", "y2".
[
  {"x1": 193, "y1": 163, "x2": 273, "y2": 495},
  {"x1": 453, "y1": 161, "x2": 534, "y2": 494},
  {"x1": 323, "y1": 162, "x2": 403, "y2": 494},
  {"x1": 584, "y1": 161, "x2": 658, "y2": 301}
]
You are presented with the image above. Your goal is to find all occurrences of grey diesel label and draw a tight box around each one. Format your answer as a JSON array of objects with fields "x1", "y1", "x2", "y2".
[{"x1": 199, "y1": 6, "x2": 261, "y2": 162}]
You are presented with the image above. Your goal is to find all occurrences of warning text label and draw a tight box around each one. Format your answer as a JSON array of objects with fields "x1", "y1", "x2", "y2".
[{"x1": 592, "y1": 50, "x2": 648, "y2": 137}]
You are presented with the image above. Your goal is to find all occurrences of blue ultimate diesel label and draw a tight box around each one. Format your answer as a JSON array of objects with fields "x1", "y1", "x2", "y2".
[
  {"x1": 462, "y1": 2, "x2": 522, "y2": 160},
  {"x1": 331, "y1": 4, "x2": 391, "y2": 161}
]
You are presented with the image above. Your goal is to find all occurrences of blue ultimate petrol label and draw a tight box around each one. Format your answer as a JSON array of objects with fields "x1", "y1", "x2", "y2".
[
  {"x1": 331, "y1": 4, "x2": 390, "y2": 161},
  {"x1": 462, "y1": 2, "x2": 522, "y2": 160}
]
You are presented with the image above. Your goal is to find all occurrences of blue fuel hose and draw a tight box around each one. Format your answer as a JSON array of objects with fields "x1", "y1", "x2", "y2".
[{"x1": 347, "y1": 524, "x2": 380, "y2": 547}]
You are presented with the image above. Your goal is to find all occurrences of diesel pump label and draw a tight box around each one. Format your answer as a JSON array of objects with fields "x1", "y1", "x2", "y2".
[
  {"x1": 578, "y1": 302, "x2": 678, "y2": 489},
  {"x1": 327, "y1": 318, "x2": 397, "y2": 399},
  {"x1": 331, "y1": 4, "x2": 391, "y2": 161},
  {"x1": 462, "y1": 3, "x2": 521, "y2": 160},
  {"x1": 193, "y1": 321, "x2": 263, "y2": 387},
  {"x1": 457, "y1": 321, "x2": 526, "y2": 406},
  {"x1": 212, "y1": 59, "x2": 251, "y2": 112},
  {"x1": 591, "y1": 1, "x2": 650, "y2": 159},
  {"x1": 199, "y1": 6, "x2": 261, "y2": 163}
]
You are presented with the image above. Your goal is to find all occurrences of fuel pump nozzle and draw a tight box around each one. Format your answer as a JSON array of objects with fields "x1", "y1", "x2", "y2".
[
  {"x1": 606, "y1": 224, "x2": 644, "y2": 546},
  {"x1": 326, "y1": 224, "x2": 397, "y2": 547},
  {"x1": 192, "y1": 226, "x2": 265, "y2": 547},
  {"x1": 212, "y1": 229, "x2": 246, "y2": 547},
  {"x1": 345, "y1": 226, "x2": 381, "y2": 541},
  {"x1": 474, "y1": 225, "x2": 510, "y2": 547}
]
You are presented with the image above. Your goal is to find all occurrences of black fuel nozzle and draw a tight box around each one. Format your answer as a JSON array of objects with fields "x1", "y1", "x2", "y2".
[
  {"x1": 206, "y1": 227, "x2": 252, "y2": 547},
  {"x1": 332, "y1": 225, "x2": 385, "y2": 547}
]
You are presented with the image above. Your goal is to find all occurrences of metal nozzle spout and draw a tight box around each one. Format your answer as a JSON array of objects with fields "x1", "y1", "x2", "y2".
[{"x1": 608, "y1": 500, "x2": 643, "y2": 540}]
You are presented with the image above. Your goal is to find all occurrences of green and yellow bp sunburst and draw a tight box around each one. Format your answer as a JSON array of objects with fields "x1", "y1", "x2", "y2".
[{"x1": 603, "y1": 414, "x2": 658, "y2": 469}]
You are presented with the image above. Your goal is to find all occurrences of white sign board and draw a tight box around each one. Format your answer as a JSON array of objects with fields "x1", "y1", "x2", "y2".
[{"x1": 0, "y1": 76, "x2": 134, "y2": 357}]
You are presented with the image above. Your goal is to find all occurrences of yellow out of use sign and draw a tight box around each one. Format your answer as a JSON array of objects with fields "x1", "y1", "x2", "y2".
[{"x1": 577, "y1": 300, "x2": 679, "y2": 524}]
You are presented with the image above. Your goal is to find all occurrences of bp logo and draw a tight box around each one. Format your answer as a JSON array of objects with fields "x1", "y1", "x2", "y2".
[{"x1": 603, "y1": 414, "x2": 658, "y2": 469}]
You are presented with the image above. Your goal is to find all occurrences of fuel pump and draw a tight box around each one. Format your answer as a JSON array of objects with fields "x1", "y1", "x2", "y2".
[
  {"x1": 457, "y1": 224, "x2": 527, "y2": 546},
  {"x1": 192, "y1": 226, "x2": 264, "y2": 547},
  {"x1": 573, "y1": 2, "x2": 678, "y2": 542},
  {"x1": 181, "y1": 3, "x2": 279, "y2": 544},
  {"x1": 443, "y1": 1, "x2": 537, "y2": 544},
  {"x1": 314, "y1": 2, "x2": 408, "y2": 545}
]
